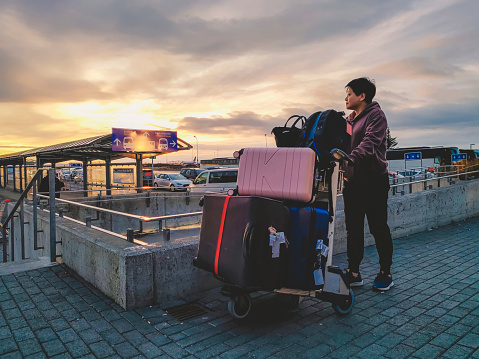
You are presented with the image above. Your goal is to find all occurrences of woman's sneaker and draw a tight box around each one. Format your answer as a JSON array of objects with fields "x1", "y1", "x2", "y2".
[
  {"x1": 345, "y1": 270, "x2": 364, "y2": 287},
  {"x1": 372, "y1": 272, "x2": 394, "y2": 291}
]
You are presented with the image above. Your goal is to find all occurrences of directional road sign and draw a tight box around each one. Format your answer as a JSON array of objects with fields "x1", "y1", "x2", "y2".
[
  {"x1": 112, "y1": 128, "x2": 178, "y2": 153},
  {"x1": 452, "y1": 153, "x2": 467, "y2": 162},
  {"x1": 404, "y1": 152, "x2": 421, "y2": 160}
]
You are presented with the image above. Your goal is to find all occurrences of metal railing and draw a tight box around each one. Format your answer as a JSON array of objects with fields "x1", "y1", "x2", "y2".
[
  {"x1": 41, "y1": 195, "x2": 202, "y2": 242},
  {"x1": 1, "y1": 168, "x2": 204, "y2": 263},
  {"x1": 2, "y1": 166, "x2": 477, "y2": 264},
  {"x1": 1, "y1": 168, "x2": 57, "y2": 263},
  {"x1": 390, "y1": 169, "x2": 479, "y2": 195}
]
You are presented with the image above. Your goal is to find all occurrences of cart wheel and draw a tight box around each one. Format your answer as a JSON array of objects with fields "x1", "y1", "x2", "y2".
[
  {"x1": 332, "y1": 289, "x2": 354, "y2": 315},
  {"x1": 227, "y1": 293, "x2": 252, "y2": 319}
]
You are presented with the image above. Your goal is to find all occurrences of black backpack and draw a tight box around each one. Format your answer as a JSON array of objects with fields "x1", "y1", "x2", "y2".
[{"x1": 298, "y1": 110, "x2": 350, "y2": 170}]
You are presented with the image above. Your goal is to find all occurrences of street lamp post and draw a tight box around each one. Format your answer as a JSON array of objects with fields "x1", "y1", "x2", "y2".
[{"x1": 193, "y1": 136, "x2": 199, "y2": 165}]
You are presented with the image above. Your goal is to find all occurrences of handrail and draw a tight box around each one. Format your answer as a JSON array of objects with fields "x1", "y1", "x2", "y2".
[
  {"x1": 2, "y1": 168, "x2": 57, "y2": 263},
  {"x1": 390, "y1": 169, "x2": 479, "y2": 188},
  {"x1": 1, "y1": 169, "x2": 43, "y2": 228},
  {"x1": 37, "y1": 195, "x2": 202, "y2": 222},
  {"x1": 36, "y1": 193, "x2": 202, "y2": 240},
  {"x1": 37, "y1": 195, "x2": 146, "y2": 220}
]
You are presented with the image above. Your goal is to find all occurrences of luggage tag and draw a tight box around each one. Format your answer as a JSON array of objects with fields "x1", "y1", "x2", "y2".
[
  {"x1": 269, "y1": 226, "x2": 288, "y2": 258},
  {"x1": 316, "y1": 239, "x2": 329, "y2": 258},
  {"x1": 314, "y1": 269, "x2": 324, "y2": 285}
]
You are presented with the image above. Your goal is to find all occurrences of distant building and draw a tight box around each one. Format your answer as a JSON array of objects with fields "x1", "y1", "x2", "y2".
[{"x1": 200, "y1": 157, "x2": 239, "y2": 169}]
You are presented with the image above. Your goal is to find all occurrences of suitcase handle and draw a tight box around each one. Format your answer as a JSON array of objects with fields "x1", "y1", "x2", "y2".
[{"x1": 243, "y1": 223, "x2": 256, "y2": 259}]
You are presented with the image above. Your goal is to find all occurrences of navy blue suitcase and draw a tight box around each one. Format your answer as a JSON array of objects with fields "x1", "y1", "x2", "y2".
[{"x1": 285, "y1": 206, "x2": 329, "y2": 290}]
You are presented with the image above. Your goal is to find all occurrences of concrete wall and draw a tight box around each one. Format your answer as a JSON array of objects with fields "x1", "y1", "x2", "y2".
[
  {"x1": 14, "y1": 209, "x2": 220, "y2": 310},
  {"x1": 9, "y1": 179, "x2": 479, "y2": 310},
  {"x1": 332, "y1": 178, "x2": 479, "y2": 254}
]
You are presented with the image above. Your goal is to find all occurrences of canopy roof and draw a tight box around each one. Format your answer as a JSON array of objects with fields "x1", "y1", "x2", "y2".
[{"x1": 0, "y1": 134, "x2": 192, "y2": 166}]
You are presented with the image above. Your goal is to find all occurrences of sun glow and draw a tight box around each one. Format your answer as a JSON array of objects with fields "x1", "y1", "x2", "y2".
[{"x1": 54, "y1": 100, "x2": 174, "y2": 130}]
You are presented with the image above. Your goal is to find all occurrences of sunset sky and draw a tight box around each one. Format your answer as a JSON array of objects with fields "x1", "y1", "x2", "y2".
[{"x1": 1, "y1": 0, "x2": 478, "y2": 163}]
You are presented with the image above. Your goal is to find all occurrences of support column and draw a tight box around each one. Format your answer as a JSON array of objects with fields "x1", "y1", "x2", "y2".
[
  {"x1": 12, "y1": 165, "x2": 16, "y2": 192},
  {"x1": 36, "y1": 157, "x2": 43, "y2": 192},
  {"x1": 136, "y1": 154, "x2": 143, "y2": 193},
  {"x1": 83, "y1": 159, "x2": 88, "y2": 197},
  {"x1": 48, "y1": 168, "x2": 57, "y2": 263},
  {"x1": 105, "y1": 157, "x2": 111, "y2": 196},
  {"x1": 19, "y1": 163, "x2": 23, "y2": 191},
  {"x1": 23, "y1": 157, "x2": 28, "y2": 190}
]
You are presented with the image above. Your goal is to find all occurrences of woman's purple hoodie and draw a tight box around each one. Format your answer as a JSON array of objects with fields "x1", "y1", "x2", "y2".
[{"x1": 343, "y1": 101, "x2": 389, "y2": 182}]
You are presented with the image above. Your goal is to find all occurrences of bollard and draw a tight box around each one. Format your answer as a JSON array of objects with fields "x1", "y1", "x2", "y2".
[
  {"x1": 164, "y1": 228, "x2": 171, "y2": 241},
  {"x1": 127, "y1": 228, "x2": 134, "y2": 243},
  {"x1": 86, "y1": 216, "x2": 92, "y2": 228}
]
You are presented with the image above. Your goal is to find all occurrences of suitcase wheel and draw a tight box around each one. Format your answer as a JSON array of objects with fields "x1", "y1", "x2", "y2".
[
  {"x1": 227, "y1": 293, "x2": 252, "y2": 319},
  {"x1": 332, "y1": 289, "x2": 354, "y2": 315}
]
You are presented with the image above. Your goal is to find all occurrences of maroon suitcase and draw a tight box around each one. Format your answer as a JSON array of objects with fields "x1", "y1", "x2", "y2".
[{"x1": 194, "y1": 194, "x2": 290, "y2": 291}]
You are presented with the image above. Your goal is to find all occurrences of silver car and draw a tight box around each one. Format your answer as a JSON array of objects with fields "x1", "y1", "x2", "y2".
[{"x1": 153, "y1": 173, "x2": 191, "y2": 191}]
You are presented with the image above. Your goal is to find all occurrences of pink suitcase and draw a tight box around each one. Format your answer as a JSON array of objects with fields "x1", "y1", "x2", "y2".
[{"x1": 237, "y1": 147, "x2": 317, "y2": 203}]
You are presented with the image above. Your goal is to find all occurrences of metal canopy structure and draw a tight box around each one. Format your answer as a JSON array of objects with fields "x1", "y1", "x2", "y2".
[
  {"x1": 0, "y1": 134, "x2": 193, "y2": 165},
  {"x1": 0, "y1": 134, "x2": 193, "y2": 194}
]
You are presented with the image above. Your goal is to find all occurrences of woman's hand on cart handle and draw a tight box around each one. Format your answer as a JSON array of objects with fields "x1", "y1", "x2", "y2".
[{"x1": 330, "y1": 148, "x2": 354, "y2": 165}]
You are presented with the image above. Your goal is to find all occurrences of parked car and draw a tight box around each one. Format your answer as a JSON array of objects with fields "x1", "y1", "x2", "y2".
[
  {"x1": 397, "y1": 169, "x2": 436, "y2": 180},
  {"x1": 180, "y1": 168, "x2": 204, "y2": 180},
  {"x1": 73, "y1": 172, "x2": 83, "y2": 183},
  {"x1": 153, "y1": 173, "x2": 191, "y2": 191},
  {"x1": 388, "y1": 171, "x2": 404, "y2": 179},
  {"x1": 188, "y1": 168, "x2": 238, "y2": 194},
  {"x1": 60, "y1": 168, "x2": 71, "y2": 180}
]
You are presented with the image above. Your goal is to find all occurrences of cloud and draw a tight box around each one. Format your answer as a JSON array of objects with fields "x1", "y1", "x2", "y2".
[
  {"x1": 176, "y1": 111, "x2": 284, "y2": 135},
  {"x1": 372, "y1": 57, "x2": 462, "y2": 79},
  {"x1": 0, "y1": 55, "x2": 112, "y2": 103},
  {"x1": 1, "y1": 1, "x2": 416, "y2": 58},
  {"x1": 389, "y1": 103, "x2": 479, "y2": 130},
  {"x1": 0, "y1": 104, "x2": 102, "y2": 146},
  {"x1": 0, "y1": 0, "x2": 477, "y2": 161}
]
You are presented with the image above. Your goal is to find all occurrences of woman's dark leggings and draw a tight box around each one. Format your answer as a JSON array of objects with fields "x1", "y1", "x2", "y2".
[{"x1": 342, "y1": 174, "x2": 393, "y2": 274}]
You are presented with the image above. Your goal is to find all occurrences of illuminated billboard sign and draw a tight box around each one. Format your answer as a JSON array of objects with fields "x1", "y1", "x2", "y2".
[{"x1": 112, "y1": 128, "x2": 178, "y2": 153}]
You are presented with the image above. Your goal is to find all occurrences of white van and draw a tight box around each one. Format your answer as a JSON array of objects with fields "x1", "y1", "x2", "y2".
[{"x1": 188, "y1": 168, "x2": 238, "y2": 193}]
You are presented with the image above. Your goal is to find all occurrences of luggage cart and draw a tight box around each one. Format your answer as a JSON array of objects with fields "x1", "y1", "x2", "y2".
[
  {"x1": 224, "y1": 160, "x2": 352, "y2": 318},
  {"x1": 194, "y1": 150, "x2": 354, "y2": 319}
]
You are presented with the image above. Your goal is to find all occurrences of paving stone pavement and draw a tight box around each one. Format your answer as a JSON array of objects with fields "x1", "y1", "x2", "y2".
[{"x1": 1, "y1": 216, "x2": 478, "y2": 358}]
